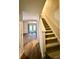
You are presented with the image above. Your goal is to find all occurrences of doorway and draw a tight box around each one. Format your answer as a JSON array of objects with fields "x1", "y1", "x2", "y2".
[{"x1": 28, "y1": 23, "x2": 37, "y2": 38}]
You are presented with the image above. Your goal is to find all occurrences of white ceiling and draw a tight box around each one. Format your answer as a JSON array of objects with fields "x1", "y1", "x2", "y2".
[{"x1": 19, "y1": 0, "x2": 46, "y2": 20}]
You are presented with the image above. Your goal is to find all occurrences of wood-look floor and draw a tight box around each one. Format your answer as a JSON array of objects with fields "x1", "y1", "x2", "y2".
[{"x1": 20, "y1": 33, "x2": 42, "y2": 59}]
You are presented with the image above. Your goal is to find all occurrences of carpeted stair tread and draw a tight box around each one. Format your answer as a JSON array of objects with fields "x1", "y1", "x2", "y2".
[
  {"x1": 46, "y1": 42, "x2": 59, "y2": 48},
  {"x1": 46, "y1": 37, "x2": 57, "y2": 40},
  {"x1": 46, "y1": 28, "x2": 51, "y2": 30},
  {"x1": 46, "y1": 38, "x2": 58, "y2": 44},
  {"x1": 47, "y1": 50, "x2": 60, "y2": 59},
  {"x1": 46, "y1": 45, "x2": 60, "y2": 53},
  {"x1": 44, "y1": 53, "x2": 52, "y2": 59},
  {"x1": 45, "y1": 33, "x2": 54, "y2": 35}
]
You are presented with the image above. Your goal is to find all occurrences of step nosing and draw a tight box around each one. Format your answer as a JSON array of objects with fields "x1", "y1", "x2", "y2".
[
  {"x1": 45, "y1": 33, "x2": 54, "y2": 35},
  {"x1": 46, "y1": 38, "x2": 57, "y2": 40},
  {"x1": 45, "y1": 33, "x2": 55, "y2": 35}
]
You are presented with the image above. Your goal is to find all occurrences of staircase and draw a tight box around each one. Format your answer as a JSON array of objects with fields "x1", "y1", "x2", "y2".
[{"x1": 41, "y1": 18, "x2": 60, "y2": 59}]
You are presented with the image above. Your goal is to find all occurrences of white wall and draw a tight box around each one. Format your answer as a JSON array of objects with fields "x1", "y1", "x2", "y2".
[
  {"x1": 39, "y1": 18, "x2": 46, "y2": 58},
  {"x1": 19, "y1": 21, "x2": 24, "y2": 58},
  {"x1": 23, "y1": 21, "x2": 28, "y2": 33},
  {"x1": 41, "y1": 0, "x2": 60, "y2": 39},
  {"x1": 23, "y1": 11, "x2": 39, "y2": 20}
]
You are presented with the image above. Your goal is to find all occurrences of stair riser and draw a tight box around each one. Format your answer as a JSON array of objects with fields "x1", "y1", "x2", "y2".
[
  {"x1": 45, "y1": 31, "x2": 53, "y2": 33},
  {"x1": 45, "y1": 34, "x2": 55, "y2": 38},
  {"x1": 46, "y1": 39, "x2": 58, "y2": 44}
]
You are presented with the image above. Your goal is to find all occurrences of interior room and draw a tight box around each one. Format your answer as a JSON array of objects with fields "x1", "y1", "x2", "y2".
[{"x1": 19, "y1": 0, "x2": 60, "y2": 59}]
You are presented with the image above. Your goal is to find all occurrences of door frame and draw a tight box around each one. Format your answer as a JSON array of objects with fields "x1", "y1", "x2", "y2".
[{"x1": 28, "y1": 23, "x2": 37, "y2": 37}]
